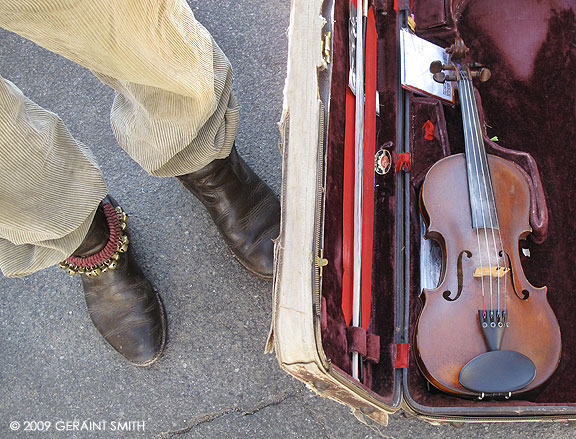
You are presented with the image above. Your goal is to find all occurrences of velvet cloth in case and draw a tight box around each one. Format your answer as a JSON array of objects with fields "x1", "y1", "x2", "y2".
[{"x1": 272, "y1": 0, "x2": 576, "y2": 424}]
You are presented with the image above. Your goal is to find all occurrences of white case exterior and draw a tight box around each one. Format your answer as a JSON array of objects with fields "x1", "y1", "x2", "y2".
[{"x1": 268, "y1": 0, "x2": 392, "y2": 425}]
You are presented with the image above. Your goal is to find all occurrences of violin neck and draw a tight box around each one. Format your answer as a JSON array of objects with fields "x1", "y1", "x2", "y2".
[{"x1": 458, "y1": 74, "x2": 499, "y2": 230}]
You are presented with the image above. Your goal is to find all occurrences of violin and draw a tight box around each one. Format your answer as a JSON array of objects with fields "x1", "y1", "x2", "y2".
[{"x1": 414, "y1": 37, "x2": 561, "y2": 399}]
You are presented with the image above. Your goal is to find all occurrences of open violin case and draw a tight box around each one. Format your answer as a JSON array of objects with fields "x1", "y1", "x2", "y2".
[{"x1": 269, "y1": 0, "x2": 576, "y2": 426}]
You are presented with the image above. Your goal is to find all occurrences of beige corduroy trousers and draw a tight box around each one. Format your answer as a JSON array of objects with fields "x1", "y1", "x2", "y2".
[{"x1": 0, "y1": 0, "x2": 239, "y2": 277}]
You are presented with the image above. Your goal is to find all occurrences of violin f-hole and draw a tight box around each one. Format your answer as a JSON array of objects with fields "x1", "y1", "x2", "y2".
[
  {"x1": 443, "y1": 250, "x2": 473, "y2": 301},
  {"x1": 504, "y1": 251, "x2": 530, "y2": 300}
]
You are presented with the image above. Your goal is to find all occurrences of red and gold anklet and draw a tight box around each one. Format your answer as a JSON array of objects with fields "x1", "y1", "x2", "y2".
[{"x1": 59, "y1": 202, "x2": 129, "y2": 277}]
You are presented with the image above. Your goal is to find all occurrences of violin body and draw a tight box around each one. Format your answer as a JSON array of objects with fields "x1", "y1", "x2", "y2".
[{"x1": 415, "y1": 153, "x2": 562, "y2": 397}]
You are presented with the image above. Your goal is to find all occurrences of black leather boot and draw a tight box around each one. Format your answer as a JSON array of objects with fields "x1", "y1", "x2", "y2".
[
  {"x1": 60, "y1": 197, "x2": 167, "y2": 366},
  {"x1": 177, "y1": 145, "x2": 280, "y2": 279}
]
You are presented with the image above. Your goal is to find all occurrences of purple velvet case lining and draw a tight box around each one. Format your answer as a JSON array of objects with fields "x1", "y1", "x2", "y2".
[{"x1": 321, "y1": 0, "x2": 576, "y2": 408}]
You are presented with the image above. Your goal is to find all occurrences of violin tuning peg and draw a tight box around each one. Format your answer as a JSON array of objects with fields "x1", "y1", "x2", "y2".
[
  {"x1": 433, "y1": 72, "x2": 446, "y2": 83},
  {"x1": 430, "y1": 61, "x2": 455, "y2": 74},
  {"x1": 430, "y1": 60, "x2": 444, "y2": 73},
  {"x1": 472, "y1": 68, "x2": 492, "y2": 82},
  {"x1": 433, "y1": 71, "x2": 457, "y2": 83}
]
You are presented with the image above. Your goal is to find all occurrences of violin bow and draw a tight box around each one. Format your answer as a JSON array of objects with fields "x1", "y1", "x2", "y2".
[
  {"x1": 352, "y1": 0, "x2": 367, "y2": 381},
  {"x1": 342, "y1": 0, "x2": 376, "y2": 382}
]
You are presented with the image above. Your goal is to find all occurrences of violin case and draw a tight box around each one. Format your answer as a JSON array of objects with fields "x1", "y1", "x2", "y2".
[{"x1": 269, "y1": 0, "x2": 576, "y2": 426}]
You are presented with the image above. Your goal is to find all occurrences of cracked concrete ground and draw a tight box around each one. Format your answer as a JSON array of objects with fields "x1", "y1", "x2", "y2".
[{"x1": 1, "y1": 1, "x2": 575, "y2": 438}]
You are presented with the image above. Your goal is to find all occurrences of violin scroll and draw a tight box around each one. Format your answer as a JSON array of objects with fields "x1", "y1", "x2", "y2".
[{"x1": 446, "y1": 36, "x2": 469, "y2": 61}]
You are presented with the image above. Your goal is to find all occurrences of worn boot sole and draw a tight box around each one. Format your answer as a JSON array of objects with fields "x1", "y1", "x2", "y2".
[{"x1": 131, "y1": 290, "x2": 167, "y2": 367}]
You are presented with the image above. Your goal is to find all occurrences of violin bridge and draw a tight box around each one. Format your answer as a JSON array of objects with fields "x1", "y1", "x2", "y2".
[{"x1": 473, "y1": 266, "x2": 510, "y2": 278}]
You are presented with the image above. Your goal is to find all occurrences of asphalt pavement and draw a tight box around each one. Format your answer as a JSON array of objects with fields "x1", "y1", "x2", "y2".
[{"x1": 0, "y1": 1, "x2": 575, "y2": 438}]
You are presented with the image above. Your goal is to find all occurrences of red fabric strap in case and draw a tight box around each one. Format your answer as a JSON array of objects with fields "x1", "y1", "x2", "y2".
[
  {"x1": 346, "y1": 326, "x2": 381, "y2": 364},
  {"x1": 346, "y1": 326, "x2": 367, "y2": 356},
  {"x1": 394, "y1": 343, "x2": 410, "y2": 369},
  {"x1": 360, "y1": 6, "x2": 378, "y2": 331},
  {"x1": 366, "y1": 333, "x2": 381, "y2": 363},
  {"x1": 342, "y1": 86, "x2": 356, "y2": 326}
]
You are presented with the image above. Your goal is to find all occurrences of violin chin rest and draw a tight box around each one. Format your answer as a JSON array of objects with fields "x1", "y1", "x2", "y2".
[{"x1": 459, "y1": 350, "x2": 536, "y2": 394}]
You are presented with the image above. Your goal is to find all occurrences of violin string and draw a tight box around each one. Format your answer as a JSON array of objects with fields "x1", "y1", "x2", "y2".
[
  {"x1": 468, "y1": 77, "x2": 509, "y2": 317},
  {"x1": 460, "y1": 70, "x2": 488, "y2": 314},
  {"x1": 464, "y1": 76, "x2": 500, "y2": 316},
  {"x1": 460, "y1": 73, "x2": 485, "y2": 313},
  {"x1": 462, "y1": 74, "x2": 489, "y2": 311}
]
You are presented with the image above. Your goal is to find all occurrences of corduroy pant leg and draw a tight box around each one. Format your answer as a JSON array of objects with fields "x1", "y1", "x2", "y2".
[
  {"x1": 0, "y1": 77, "x2": 109, "y2": 278},
  {"x1": 0, "y1": 0, "x2": 238, "y2": 277}
]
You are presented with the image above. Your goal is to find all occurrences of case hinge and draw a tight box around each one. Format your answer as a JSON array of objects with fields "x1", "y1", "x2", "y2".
[{"x1": 322, "y1": 32, "x2": 332, "y2": 65}]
